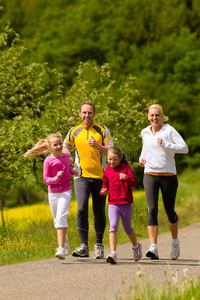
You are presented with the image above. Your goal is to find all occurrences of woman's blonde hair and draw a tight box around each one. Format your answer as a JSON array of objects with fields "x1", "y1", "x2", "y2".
[
  {"x1": 24, "y1": 132, "x2": 62, "y2": 157},
  {"x1": 148, "y1": 104, "x2": 169, "y2": 122}
]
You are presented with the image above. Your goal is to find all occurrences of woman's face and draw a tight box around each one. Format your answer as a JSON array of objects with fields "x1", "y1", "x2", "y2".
[{"x1": 148, "y1": 108, "x2": 163, "y2": 129}]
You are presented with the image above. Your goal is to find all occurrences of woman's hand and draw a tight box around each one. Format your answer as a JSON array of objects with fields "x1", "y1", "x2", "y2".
[
  {"x1": 157, "y1": 138, "x2": 163, "y2": 146},
  {"x1": 139, "y1": 158, "x2": 146, "y2": 167}
]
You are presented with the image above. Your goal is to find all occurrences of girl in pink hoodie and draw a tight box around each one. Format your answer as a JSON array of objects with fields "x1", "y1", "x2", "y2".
[{"x1": 24, "y1": 132, "x2": 78, "y2": 260}]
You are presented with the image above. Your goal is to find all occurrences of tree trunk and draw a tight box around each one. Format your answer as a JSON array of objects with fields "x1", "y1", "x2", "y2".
[{"x1": 0, "y1": 195, "x2": 5, "y2": 227}]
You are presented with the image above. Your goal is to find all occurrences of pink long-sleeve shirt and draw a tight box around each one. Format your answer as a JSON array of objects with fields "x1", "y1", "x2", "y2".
[
  {"x1": 101, "y1": 163, "x2": 137, "y2": 205},
  {"x1": 43, "y1": 153, "x2": 73, "y2": 193}
]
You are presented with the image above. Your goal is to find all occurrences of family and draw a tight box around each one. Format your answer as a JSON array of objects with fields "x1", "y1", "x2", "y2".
[{"x1": 24, "y1": 102, "x2": 188, "y2": 264}]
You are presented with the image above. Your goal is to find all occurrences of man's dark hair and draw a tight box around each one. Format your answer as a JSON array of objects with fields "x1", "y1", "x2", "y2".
[{"x1": 80, "y1": 102, "x2": 95, "y2": 113}]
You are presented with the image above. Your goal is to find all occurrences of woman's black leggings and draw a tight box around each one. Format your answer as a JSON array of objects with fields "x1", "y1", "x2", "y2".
[{"x1": 143, "y1": 174, "x2": 178, "y2": 226}]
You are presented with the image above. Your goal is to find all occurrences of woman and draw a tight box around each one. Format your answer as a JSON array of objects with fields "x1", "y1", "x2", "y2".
[{"x1": 139, "y1": 104, "x2": 188, "y2": 260}]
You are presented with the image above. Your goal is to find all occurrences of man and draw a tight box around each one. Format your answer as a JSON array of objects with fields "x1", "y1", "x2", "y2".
[{"x1": 63, "y1": 102, "x2": 113, "y2": 258}]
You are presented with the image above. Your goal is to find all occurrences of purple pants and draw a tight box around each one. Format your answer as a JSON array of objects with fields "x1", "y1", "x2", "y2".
[{"x1": 108, "y1": 204, "x2": 133, "y2": 235}]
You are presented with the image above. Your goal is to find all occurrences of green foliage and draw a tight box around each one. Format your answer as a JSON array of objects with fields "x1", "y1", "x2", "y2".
[
  {"x1": 118, "y1": 268, "x2": 200, "y2": 300},
  {"x1": 1, "y1": 167, "x2": 200, "y2": 265},
  {"x1": 0, "y1": 24, "x2": 64, "y2": 200},
  {"x1": 0, "y1": 0, "x2": 198, "y2": 168},
  {"x1": 1, "y1": 0, "x2": 199, "y2": 205},
  {"x1": 0, "y1": 23, "x2": 150, "y2": 205},
  {"x1": 43, "y1": 61, "x2": 149, "y2": 145}
]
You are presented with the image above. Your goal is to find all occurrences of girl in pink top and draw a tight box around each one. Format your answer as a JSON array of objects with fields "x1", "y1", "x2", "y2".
[
  {"x1": 24, "y1": 132, "x2": 78, "y2": 260},
  {"x1": 100, "y1": 146, "x2": 142, "y2": 264}
]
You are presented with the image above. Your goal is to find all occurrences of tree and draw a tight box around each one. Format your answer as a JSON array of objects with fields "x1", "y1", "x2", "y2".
[
  {"x1": 0, "y1": 23, "x2": 64, "y2": 223},
  {"x1": 1, "y1": 0, "x2": 199, "y2": 165},
  {"x1": 0, "y1": 24, "x2": 150, "y2": 225}
]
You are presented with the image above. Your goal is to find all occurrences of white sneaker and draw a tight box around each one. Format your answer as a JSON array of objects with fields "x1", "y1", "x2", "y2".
[
  {"x1": 106, "y1": 252, "x2": 117, "y2": 264},
  {"x1": 94, "y1": 243, "x2": 104, "y2": 259},
  {"x1": 146, "y1": 244, "x2": 159, "y2": 259},
  {"x1": 65, "y1": 236, "x2": 71, "y2": 255},
  {"x1": 133, "y1": 242, "x2": 142, "y2": 261},
  {"x1": 171, "y1": 243, "x2": 180, "y2": 260},
  {"x1": 55, "y1": 247, "x2": 65, "y2": 260},
  {"x1": 72, "y1": 244, "x2": 89, "y2": 257}
]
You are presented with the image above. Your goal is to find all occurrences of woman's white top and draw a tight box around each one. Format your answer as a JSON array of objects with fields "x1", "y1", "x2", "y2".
[{"x1": 139, "y1": 124, "x2": 189, "y2": 174}]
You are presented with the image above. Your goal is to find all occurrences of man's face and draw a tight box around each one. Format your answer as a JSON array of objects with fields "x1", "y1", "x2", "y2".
[{"x1": 79, "y1": 104, "x2": 95, "y2": 128}]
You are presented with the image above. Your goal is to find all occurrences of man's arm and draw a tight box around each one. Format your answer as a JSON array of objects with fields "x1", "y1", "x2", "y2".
[
  {"x1": 62, "y1": 146, "x2": 74, "y2": 163},
  {"x1": 62, "y1": 147, "x2": 71, "y2": 154},
  {"x1": 88, "y1": 136, "x2": 111, "y2": 155}
]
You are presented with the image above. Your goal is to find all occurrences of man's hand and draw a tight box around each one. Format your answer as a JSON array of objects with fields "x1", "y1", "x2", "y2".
[
  {"x1": 88, "y1": 135, "x2": 99, "y2": 148},
  {"x1": 72, "y1": 169, "x2": 78, "y2": 176},
  {"x1": 88, "y1": 135, "x2": 110, "y2": 154}
]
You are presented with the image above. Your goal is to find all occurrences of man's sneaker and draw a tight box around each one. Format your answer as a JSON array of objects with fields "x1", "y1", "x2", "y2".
[
  {"x1": 94, "y1": 243, "x2": 104, "y2": 259},
  {"x1": 72, "y1": 244, "x2": 89, "y2": 257},
  {"x1": 55, "y1": 247, "x2": 65, "y2": 260},
  {"x1": 65, "y1": 236, "x2": 71, "y2": 255},
  {"x1": 146, "y1": 244, "x2": 159, "y2": 259},
  {"x1": 171, "y1": 243, "x2": 180, "y2": 260},
  {"x1": 106, "y1": 252, "x2": 117, "y2": 264},
  {"x1": 133, "y1": 242, "x2": 142, "y2": 261}
]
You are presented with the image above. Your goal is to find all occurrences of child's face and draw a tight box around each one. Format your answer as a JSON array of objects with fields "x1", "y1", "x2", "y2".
[
  {"x1": 49, "y1": 137, "x2": 63, "y2": 157},
  {"x1": 108, "y1": 152, "x2": 120, "y2": 168}
]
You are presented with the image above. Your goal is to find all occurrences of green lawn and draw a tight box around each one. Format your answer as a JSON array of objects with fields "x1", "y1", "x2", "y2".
[{"x1": 0, "y1": 167, "x2": 200, "y2": 266}]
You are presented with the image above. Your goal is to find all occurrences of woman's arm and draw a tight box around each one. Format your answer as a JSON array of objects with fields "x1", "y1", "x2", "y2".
[{"x1": 161, "y1": 128, "x2": 189, "y2": 154}]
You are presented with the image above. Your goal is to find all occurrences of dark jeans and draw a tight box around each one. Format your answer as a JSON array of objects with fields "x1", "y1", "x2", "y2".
[{"x1": 74, "y1": 177, "x2": 106, "y2": 245}]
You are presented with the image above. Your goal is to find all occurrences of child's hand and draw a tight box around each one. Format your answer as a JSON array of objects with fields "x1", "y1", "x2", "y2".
[
  {"x1": 119, "y1": 173, "x2": 126, "y2": 180},
  {"x1": 72, "y1": 169, "x2": 78, "y2": 176},
  {"x1": 57, "y1": 171, "x2": 64, "y2": 178},
  {"x1": 101, "y1": 188, "x2": 109, "y2": 196}
]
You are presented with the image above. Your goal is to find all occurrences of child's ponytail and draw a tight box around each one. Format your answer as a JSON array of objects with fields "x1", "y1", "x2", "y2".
[
  {"x1": 24, "y1": 132, "x2": 62, "y2": 158},
  {"x1": 120, "y1": 153, "x2": 129, "y2": 165},
  {"x1": 24, "y1": 139, "x2": 49, "y2": 157},
  {"x1": 108, "y1": 146, "x2": 129, "y2": 166}
]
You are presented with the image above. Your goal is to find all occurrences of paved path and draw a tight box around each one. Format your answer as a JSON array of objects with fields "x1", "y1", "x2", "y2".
[{"x1": 1, "y1": 223, "x2": 200, "y2": 300}]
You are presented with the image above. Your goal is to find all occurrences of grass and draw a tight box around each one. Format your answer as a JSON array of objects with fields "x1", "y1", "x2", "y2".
[
  {"x1": 116, "y1": 266, "x2": 200, "y2": 300},
  {"x1": 0, "y1": 167, "x2": 200, "y2": 266}
]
